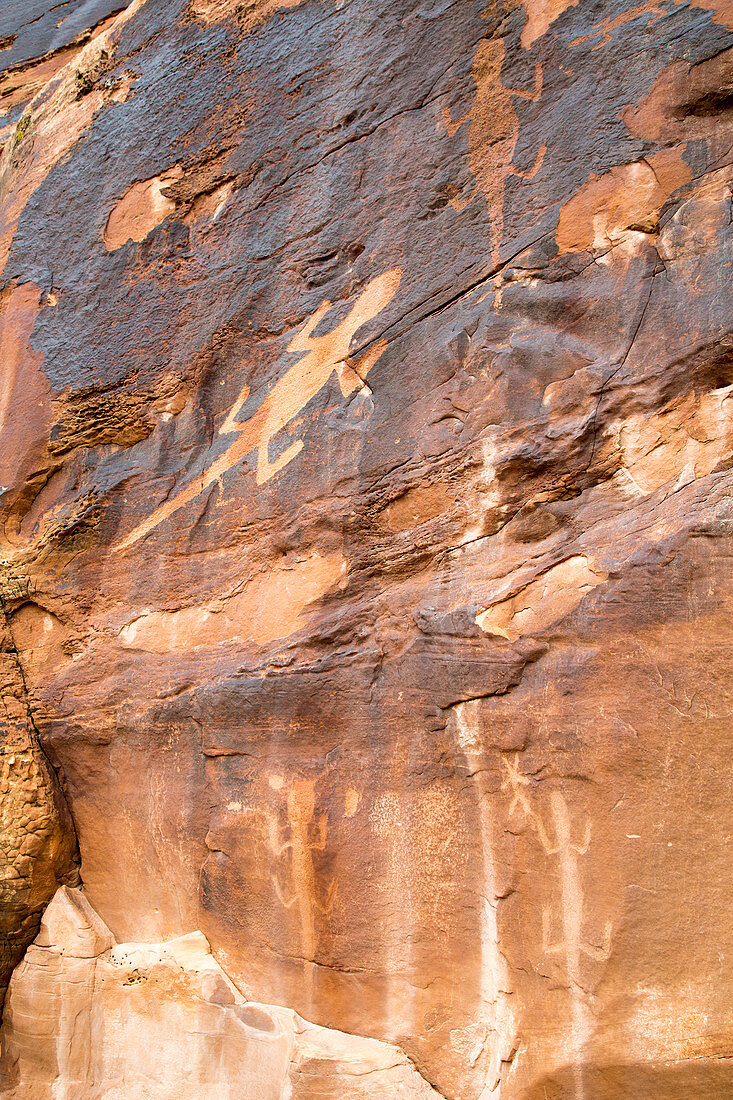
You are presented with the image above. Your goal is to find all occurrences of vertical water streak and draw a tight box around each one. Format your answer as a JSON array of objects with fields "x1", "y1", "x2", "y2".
[{"x1": 454, "y1": 700, "x2": 516, "y2": 1096}]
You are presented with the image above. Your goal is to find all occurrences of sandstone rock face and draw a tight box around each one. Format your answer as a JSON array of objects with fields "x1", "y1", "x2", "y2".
[
  {"x1": 1, "y1": 886, "x2": 440, "y2": 1098},
  {"x1": 0, "y1": 613, "x2": 79, "y2": 1011},
  {"x1": 1, "y1": 0, "x2": 732, "y2": 1097}
]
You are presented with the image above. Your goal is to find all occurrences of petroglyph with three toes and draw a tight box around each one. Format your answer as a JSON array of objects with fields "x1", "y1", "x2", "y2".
[
  {"x1": 499, "y1": 760, "x2": 613, "y2": 1100},
  {"x1": 537, "y1": 789, "x2": 612, "y2": 1100},
  {"x1": 118, "y1": 269, "x2": 401, "y2": 549},
  {"x1": 267, "y1": 779, "x2": 337, "y2": 964},
  {"x1": 537, "y1": 791, "x2": 612, "y2": 966},
  {"x1": 442, "y1": 38, "x2": 545, "y2": 261}
]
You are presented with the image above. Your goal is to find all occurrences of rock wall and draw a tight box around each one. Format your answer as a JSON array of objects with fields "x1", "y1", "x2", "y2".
[
  {"x1": 1, "y1": 886, "x2": 440, "y2": 1098},
  {"x1": 0, "y1": 609, "x2": 79, "y2": 1011},
  {"x1": 0, "y1": 0, "x2": 732, "y2": 1097}
]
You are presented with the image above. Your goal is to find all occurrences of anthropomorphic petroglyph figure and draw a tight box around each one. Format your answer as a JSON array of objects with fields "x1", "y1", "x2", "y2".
[
  {"x1": 536, "y1": 790, "x2": 612, "y2": 1100},
  {"x1": 267, "y1": 779, "x2": 336, "y2": 963},
  {"x1": 498, "y1": 759, "x2": 613, "y2": 1100},
  {"x1": 117, "y1": 269, "x2": 401, "y2": 549},
  {"x1": 538, "y1": 791, "x2": 612, "y2": 965},
  {"x1": 442, "y1": 38, "x2": 545, "y2": 261},
  {"x1": 501, "y1": 761, "x2": 612, "y2": 964}
]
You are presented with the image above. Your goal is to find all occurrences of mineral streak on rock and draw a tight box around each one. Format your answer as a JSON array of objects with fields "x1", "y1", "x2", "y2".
[{"x1": 0, "y1": 0, "x2": 732, "y2": 1097}]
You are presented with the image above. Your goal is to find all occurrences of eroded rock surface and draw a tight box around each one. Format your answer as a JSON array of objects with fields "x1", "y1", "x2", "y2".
[
  {"x1": 0, "y1": 0, "x2": 732, "y2": 1097},
  {"x1": 0, "y1": 608, "x2": 79, "y2": 1012},
  {"x1": 1, "y1": 886, "x2": 439, "y2": 1098}
]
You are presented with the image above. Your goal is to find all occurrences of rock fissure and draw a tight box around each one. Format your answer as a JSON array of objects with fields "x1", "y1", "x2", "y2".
[
  {"x1": 0, "y1": 593, "x2": 80, "y2": 1016},
  {"x1": 584, "y1": 264, "x2": 659, "y2": 474}
]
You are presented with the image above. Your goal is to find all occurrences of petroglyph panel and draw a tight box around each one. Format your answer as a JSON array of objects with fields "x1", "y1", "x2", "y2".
[
  {"x1": 441, "y1": 37, "x2": 545, "y2": 260},
  {"x1": 117, "y1": 269, "x2": 400, "y2": 549},
  {"x1": 0, "y1": 0, "x2": 731, "y2": 1097}
]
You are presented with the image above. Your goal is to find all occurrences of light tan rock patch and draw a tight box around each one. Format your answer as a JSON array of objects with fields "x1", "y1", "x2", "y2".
[
  {"x1": 476, "y1": 555, "x2": 607, "y2": 641},
  {"x1": 556, "y1": 147, "x2": 691, "y2": 253},
  {"x1": 189, "y1": 0, "x2": 310, "y2": 28},
  {"x1": 520, "y1": 1, "x2": 580, "y2": 48},
  {"x1": 617, "y1": 386, "x2": 733, "y2": 494},
  {"x1": 119, "y1": 550, "x2": 345, "y2": 651},
  {"x1": 104, "y1": 166, "x2": 183, "y2": 250},
  {"x1": 0, "y1": 886, "x2": 441, "y2": 1098}
]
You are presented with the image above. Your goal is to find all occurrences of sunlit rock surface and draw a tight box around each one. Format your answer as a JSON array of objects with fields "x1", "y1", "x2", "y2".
[
  {"x1": 1, "y1": 886, "x2": 439, "y2": 1098},
  {"x1": 0, "y1": 0, "x2": 732, "y2": 1096}
]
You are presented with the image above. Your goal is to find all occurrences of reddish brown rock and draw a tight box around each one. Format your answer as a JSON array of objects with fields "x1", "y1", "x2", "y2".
[
  {"x1": 0, "y1": 0, "x2": 732, "y2": 1097},
  {"x1": 0, "y1": 614, "x2": 79, "y2": 1012}
]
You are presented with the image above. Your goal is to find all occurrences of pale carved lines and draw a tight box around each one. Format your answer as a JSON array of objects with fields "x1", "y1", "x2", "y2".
[
  {"x1": 500, "y1": 754, "x2": 612, "y2": 1100},
  {"x1": 501, "y1": 754, "x2": 612, "y2": 967},
  {"x1": 117, "y1": 268, "x2": 401, "y2": 549},
  {"x1": 500, "y1": 752, "x2": 532, "y2": 819},
  {"x1": 266, "y1": 779, "x2": 337, "y2": 966}
]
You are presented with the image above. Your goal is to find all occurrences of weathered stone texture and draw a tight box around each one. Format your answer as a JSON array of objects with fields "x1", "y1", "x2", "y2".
[
  {"x1": 1, "y1": 886, "x2": 440, "y2": 1098},
  {"x1": 0, "y1": 608, "x2": 79, "y2": 1012},
  {"x1": 0, "y1": 0, "x2": 732, "y2": 1096}
]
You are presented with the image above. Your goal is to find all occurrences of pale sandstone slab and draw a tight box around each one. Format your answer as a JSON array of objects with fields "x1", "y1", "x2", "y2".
[{"x1": 0, "y1": 887, "x2": 439, "y2": 1099}]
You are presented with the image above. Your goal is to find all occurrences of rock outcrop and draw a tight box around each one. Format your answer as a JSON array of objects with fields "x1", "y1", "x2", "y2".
[
  {"x1": 0, "y1": 609, "x2": 79, "y2": 1011},
  {"x1": 1, "y1": 0, "x2": 732, "y2": 1097},
  {"x1": 1, "y1": 886, "x2": 439, "y2": 1098}
]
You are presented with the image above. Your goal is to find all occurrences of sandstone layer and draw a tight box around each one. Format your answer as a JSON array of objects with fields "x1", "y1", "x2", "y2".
[
  {"x1": 0, "y1": 0, "x2": 732, "y2": 1097},
  {"x1": 1, "y1": 886, "x2": 439, "y2": 1098}
]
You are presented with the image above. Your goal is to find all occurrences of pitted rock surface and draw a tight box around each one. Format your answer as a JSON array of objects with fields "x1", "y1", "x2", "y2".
[
  {"x1": 0, "y1": 613, "x2": 79, "y2": 1011},
  {"x1": 0, "y1": 0, "x2": 732, "y2": 1097}
]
